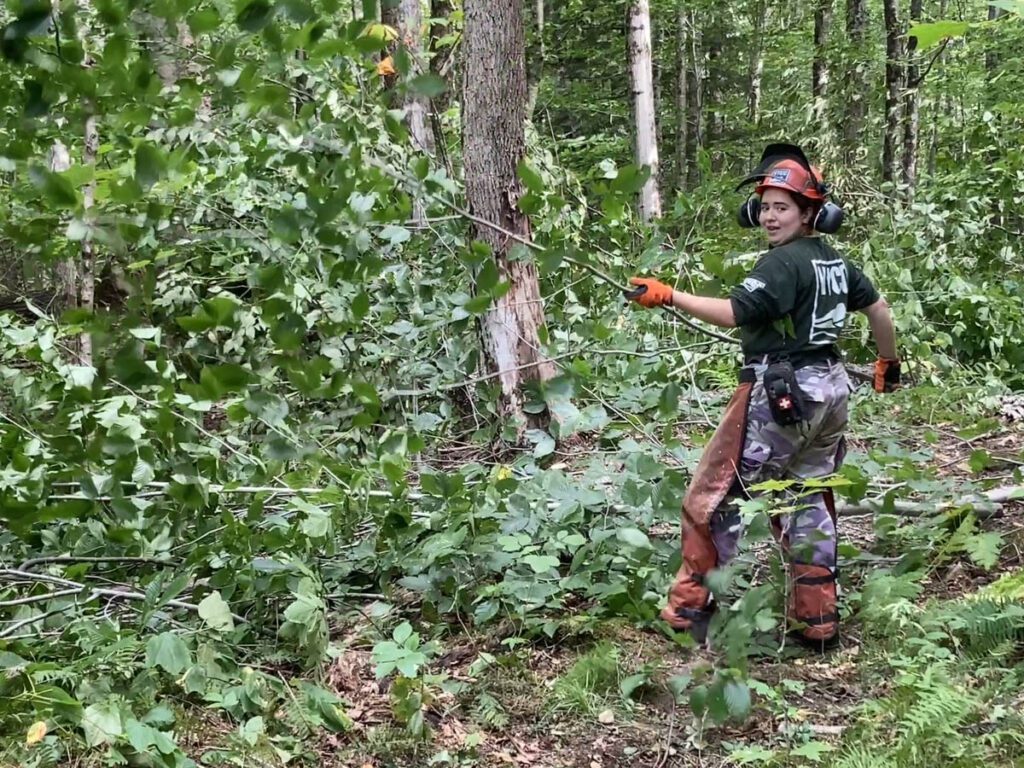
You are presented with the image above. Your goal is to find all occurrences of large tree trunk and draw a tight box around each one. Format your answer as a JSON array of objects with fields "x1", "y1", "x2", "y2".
[
  {"x1": 462, "y1": 0, "x2": 555, "y2": 434},
  {"x1": 843, "y1": 0, "x2": 868, "y2": 163},
  {"x1": 901, "y1": 0, "x2": 923, "y2": 197},
  {"x1": 882, "y1": 0, "x2": 903, "y2": 184},
  {"x1": 675, "y1": 4, "x2": 688, "y2": 190},
  {"x1": 627, "y1": 0, "x2": 662, "y2": 221},
  {"x1": 811, "y1": 0, "x2": 833, "y2": 128},
  {"x1": 747, "y1": 0, "x2": 766, "y2": 126}
]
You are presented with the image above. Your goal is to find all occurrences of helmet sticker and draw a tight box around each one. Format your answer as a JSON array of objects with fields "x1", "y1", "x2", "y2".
[{"x1": 768, "y1": 168, "x2": 791, "y2": 184}]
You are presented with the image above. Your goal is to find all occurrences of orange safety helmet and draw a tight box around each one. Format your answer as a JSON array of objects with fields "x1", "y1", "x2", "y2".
[{"x1": 754, "y1": 158, "x2": 827, "y2": 201}]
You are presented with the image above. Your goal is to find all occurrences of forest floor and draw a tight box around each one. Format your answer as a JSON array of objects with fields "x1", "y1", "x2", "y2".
[{"x1": 312, "y1": 402, "x2": 1024, "y2": 768}]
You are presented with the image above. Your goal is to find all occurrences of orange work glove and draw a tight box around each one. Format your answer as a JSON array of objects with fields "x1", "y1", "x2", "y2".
[
  {"x1": 874, "y1": 357, "x2": 901, "y2": 393},
  {"x1": 628, "y1": 277, "x2": 675, "y2": 308}
]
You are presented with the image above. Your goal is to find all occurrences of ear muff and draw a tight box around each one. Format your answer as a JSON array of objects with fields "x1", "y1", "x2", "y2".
[
  {"x1": 813, "y1": 201, "x2": 845, "y2": 234},
  {"x1": 737, "y1": 196, "x2": 760, "y2": 228}
]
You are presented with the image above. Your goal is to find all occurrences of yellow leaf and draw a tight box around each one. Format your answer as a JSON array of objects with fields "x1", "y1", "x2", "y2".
[
  {"x1": 495, "y1": 465, "x2": 512, "y2": 481},
  {"x1": 377, "y1": 56, "x2": 396, "y2": 77},
  {"x1": 26, "y1": 720, "x2": 47, "y2": 746}
]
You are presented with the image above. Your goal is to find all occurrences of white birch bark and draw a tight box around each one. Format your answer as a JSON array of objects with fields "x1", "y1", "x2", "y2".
[{"x1": 627, "y1": 0, "x2": 662, "y2": 222}]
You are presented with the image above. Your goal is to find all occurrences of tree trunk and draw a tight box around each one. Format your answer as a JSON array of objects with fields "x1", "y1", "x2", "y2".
[
  {"x1": 462, "y1": 0, "x2": 555, "y2": 434},
  {"x1": 627, "y1": 0, "x2": 662, "y2": 221},
  {"x1": 675, "y1": 3, "x2": 688, "y2": 190},
  {"x1": 428, "y1": 0, "x2": 454, "y2": 171},
  {"x1": 882, "y1": 0, "x2": 903, "y2": 184},
  {"x1": 811, "y1": 0, "x2": 833, "y2": 128},
  {"x1": 843, "y1": 0, "x2": 868, "y2": 163},
  {"x1": 747, "y1": 0, "x2": 766, "y2": 125},
  {"x1": 686, "y1": 10, "x2": 703, "y2": 190},
  {"x1": 901, "y1": 0, "x2": 923, "y2": 197},
  {"x1": 705, "y1": 20, "x2": 723, "y2": 167},
  {"x1": 52, "y1": 0, "x2": 96, "y2": 367},
  {"x1": 986, "y1": 4, "x2": 1005, "y2": 72},
  {"x1": 928, "y1": 0, "x2": 948, "y2": 176},
  {"x1": 526, "y1": 0, "x2": 545, "y2": 115}
]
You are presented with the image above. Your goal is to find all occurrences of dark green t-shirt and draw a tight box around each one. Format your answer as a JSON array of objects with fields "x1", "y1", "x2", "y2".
[{"x1": 729, "y1": 237, "x2": 880, "y2": 358}]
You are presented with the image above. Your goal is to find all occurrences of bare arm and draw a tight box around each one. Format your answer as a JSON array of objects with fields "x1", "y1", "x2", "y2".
[
  {"x1": 860, "y1": 297, "x2": 897, "y2": 359},
  {"x1": 668, "y1": 292, "x2": 737, "y2": 328}
]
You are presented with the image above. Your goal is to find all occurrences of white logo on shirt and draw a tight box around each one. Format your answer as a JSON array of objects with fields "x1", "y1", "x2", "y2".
[
  {"x1": 809, "y1": 259, "x2": 848, "y2": 345},
  {"x1": 742, "y1": 277, "x2": 767, "y2": 293}
]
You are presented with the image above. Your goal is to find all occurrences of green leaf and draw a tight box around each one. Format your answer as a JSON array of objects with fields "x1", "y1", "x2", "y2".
[
  {"x1": 968, "y1": 449, "x2": 992, "y2": 473},
  {"x1": 379, "y1": 224, "x2": 411, "y2": 245},
  {"x1": 405, "y1": 73, "x2": 446, "y2": 98},
  {"x1": 134, "y1": 143, "x2": 166, "y2": 190},
  {"x1": 188, "y1": 8, "x2": 221, "y2": 33},
  {"x1": 522, "y1": 554, "x2": 560, "y2": 573},
  {"x1": 525, "y1": 429, "x2": 555, "y2": 458},
  {"x1": 236, "y1": 0, "x2": 275, "y2": 31},
  {"x1": 82, "y1": 701, "x2": 123, "y2": 747},
  {"x1": 790, "y1": 740, "x2": 835, "y2": 762},
  {"x1": 517, "y1": 161, "x2": 545, "y2": 194},
  {"x1": 617, "y1": 527, "x2": 651, "y2": 549},
  {"x1": 145, "y1": 632, "x2": 192, "y2": 675},
  {"x1": 908, "y1": 20, "x2": 970, "y2": 50},
  {"x1": 965, "y1": 531, "x2": 1003, "y2": 569},
  {"x1": 29, "y1": 166, "x2": 79, "y2": 209},
  {"x1": 723, "y1": 680, "x2": 751, "y2": 721},
  {"x1": 658, "y1": 382, "x2": 681, "y2": 416},
  {"x1": 197, "y1": 591, "x2": 235, "y2": 632}
]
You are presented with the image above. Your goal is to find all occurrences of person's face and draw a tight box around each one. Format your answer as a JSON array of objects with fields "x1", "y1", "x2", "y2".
[{"x1": 760, "y1": 188, "x2": 812, "y2": 246}]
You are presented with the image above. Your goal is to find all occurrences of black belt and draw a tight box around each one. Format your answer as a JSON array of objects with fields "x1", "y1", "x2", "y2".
[{"x1": 743, "y1": 348, "x2": 841, "y2": 369}]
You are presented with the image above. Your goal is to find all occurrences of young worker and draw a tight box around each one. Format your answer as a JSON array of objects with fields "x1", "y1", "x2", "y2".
[{"x1": 628, "y1": 144, "x2": 899, "y2": 648}]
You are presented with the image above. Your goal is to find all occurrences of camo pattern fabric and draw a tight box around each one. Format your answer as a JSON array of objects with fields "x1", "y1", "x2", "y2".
[{"x1": 710, "y1": 360, "x2": 850, "y2": 566}]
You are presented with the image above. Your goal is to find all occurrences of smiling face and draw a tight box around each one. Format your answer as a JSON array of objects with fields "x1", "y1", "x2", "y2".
[{"x1": 760, "y1": 188, "x2": 814, "y2": 246}]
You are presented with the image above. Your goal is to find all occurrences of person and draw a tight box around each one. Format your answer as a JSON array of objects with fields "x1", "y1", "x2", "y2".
[{"x1": 628, "y1": 144, "x2": 899, "y2": 649}]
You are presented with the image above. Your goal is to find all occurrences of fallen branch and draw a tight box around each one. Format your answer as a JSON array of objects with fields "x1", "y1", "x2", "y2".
[
  {"x1": 17, "y1": 555, "x2": 177, "y2": 571},
  {"x1": 0, "y1": 569, "x2": 247, "y2": 625},
  {"x1": 836, "y1": 485, "x2": 1022, "y2": 518}
]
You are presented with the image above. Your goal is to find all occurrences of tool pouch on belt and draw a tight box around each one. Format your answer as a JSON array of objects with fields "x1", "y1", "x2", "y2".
[
  {"x1": 763, "y1": 360, "x2": 807, "y2": 426},
  {"x1": 662, "y1": 369, "x2": 755, "y2": 631}
]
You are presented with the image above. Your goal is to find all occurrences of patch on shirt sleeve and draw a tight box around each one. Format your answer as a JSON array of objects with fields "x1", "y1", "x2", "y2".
[{"x1": 741, "y1": 276, "x2": 767, "y2": 293}]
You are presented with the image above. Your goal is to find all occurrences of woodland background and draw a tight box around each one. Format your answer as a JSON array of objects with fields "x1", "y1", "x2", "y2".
[{"x1": 0, "y1": 0, "x2": 1023, "y2": 766}]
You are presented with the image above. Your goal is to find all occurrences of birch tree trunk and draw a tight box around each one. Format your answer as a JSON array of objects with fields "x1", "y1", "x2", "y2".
[
  {"x1": 882, "y1": 0, "x2": 903, "y2": 184},
  {"x1": 52, "y1": 0, "x2": 96, "y2": 367},
  {"x1": 675, "y1": 4, "x2": 688, "y2": 190},
  {"x1": 462, "y1": 0, "x2": 555, "y2": 435},
  {"x1": 627, "y1": 0, "x2": 662, "y2": 221},
  {"x1": 748, "y1": 0, "x2": 766, "y2": 126},
  {"x1": 901, "y1": 0, "x2": 923, "y2": 197},
  {"x1": 811, "y1": 0, "x2": 833, "y2": 128},
  {"x1": 843, "y1": 0, "x2": 868, "y2": 162}
]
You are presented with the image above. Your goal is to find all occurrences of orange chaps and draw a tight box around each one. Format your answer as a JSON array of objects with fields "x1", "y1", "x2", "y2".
[
  {"x1": 783, "y1": 490, "x2": 839, "y2": 644},
  {"x1": 661, "y1": 376, "x2": 754, "y2": 631},
  {"x1": 661, "y1": 373, "x2": 839, "y2": 645}
]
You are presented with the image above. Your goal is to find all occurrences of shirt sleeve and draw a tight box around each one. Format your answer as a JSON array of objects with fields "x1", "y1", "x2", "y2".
[
  {"x1": 729, "y1": 252, "x2": 798, "y2": 327},
  {"x1": 847, "y1": 261, "x2": 880, "y2": 311}
]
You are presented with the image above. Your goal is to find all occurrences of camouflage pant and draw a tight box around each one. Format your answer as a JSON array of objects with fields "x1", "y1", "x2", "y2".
[{"x1": 710, "y1": 360, "x2": 850, "y2": 567}]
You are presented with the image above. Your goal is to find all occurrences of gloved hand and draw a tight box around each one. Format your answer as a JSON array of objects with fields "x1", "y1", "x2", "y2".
[
  {"x1": 874, "y1": 357, "x2": 901, "y2": 393},
  {"x1": 628, "y1": 278, "x2": 674, "y2": 308}
]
